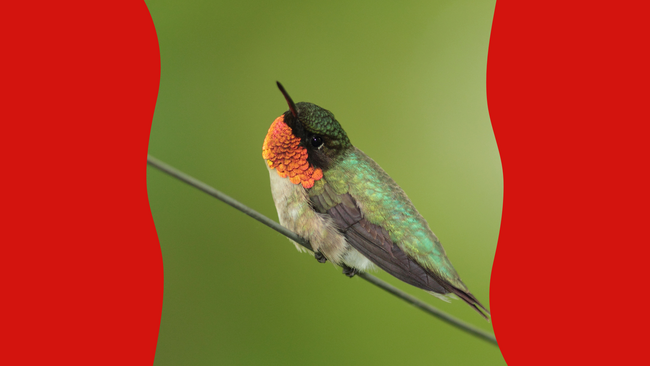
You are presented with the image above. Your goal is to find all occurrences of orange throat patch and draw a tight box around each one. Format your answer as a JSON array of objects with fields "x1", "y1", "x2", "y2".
[{"x1": 262, "y1": 115, "x2": 323, "y2": 189}]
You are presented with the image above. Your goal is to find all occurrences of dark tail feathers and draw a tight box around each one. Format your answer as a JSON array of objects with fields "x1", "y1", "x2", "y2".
[{"x1": 448, "y1": 286, "x2": 490, "y2": 320}]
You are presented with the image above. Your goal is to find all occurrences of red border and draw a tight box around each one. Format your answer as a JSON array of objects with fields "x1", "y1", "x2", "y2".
[
  {"x1": 488, "y1": 1, "x2": 650, "y2": 364},
  {"x1": 5, "y1": 0, "x2": 650, "y2": 364},
  {"x1": 2, "y1": 1, "x2": 162, "y2": 364}
]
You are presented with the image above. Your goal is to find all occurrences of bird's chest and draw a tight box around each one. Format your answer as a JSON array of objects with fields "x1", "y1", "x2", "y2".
[
  {"x1": 266, "y1": 163, "x2": 314, "y2": 232},
  {"x1": 264, "y1": 162, "x2": 375, "y2": 270}
]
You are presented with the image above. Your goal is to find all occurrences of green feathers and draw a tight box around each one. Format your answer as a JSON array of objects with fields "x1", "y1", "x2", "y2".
[
  {"x1": 309, "y1": 147, "x2": 469, "y2": 292},
  {"x1": 295, "y1": 102, "x2": 351, "y2": 149}
]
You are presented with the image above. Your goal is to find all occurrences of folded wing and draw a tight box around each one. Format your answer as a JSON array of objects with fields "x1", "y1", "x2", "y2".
[{"x1": 311, "y1": 189, "x2": 489, "y2": 319}]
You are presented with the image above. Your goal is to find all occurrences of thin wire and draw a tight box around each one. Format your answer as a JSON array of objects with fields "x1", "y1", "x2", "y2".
[{"x1": 147, "y1": 155, "x2": 498, "y2": 346}]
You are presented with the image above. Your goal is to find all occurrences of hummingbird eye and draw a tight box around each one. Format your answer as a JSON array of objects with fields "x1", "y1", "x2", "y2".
[{"x1": 310, "y1": 135, "x2": 324, "y2": 149}]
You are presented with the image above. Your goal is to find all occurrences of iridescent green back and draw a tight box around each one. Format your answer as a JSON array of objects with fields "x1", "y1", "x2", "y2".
[{"x1": 309, "y1": 147, "x2": 468, "y2": 291}]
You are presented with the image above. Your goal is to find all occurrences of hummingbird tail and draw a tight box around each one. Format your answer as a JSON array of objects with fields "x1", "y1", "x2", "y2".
[{"x1": 448, "y1": 286, "x2": 491, "y2": 320}]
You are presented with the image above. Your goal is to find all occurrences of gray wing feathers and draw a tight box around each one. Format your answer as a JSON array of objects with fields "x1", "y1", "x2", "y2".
[
  {"x1": 324, "y1": 193, "x2": 490, "y2": 319},
  {"x1": 326, "y1": 195, "x2": 448, "y2": 294}
]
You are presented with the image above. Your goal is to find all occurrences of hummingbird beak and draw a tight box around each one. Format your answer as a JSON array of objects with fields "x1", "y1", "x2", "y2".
[{"x1": 276, "y1": 81, "x2": 299, "y2": 119}]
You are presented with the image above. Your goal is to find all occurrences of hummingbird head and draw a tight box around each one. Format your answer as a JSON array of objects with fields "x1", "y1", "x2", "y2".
[{"x1": 262, "y1": 82, "x2": 351, "y2": 189}]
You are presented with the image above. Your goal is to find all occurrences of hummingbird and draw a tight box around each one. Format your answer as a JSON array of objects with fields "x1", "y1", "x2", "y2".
[{"x1": 263, "y1": 82, "x2": 489, "y2": 319}]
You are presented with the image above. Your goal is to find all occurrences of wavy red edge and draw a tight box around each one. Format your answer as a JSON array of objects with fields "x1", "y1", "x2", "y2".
[
  {"x1": 5, "y1": 0, "x2": 650, "y2": 364},
  {"x1": 2, "y1": 1, "x2": 162, "y2": 364},
  {"x1": 488, "y1": 1, "x2": 650, "y2": 364}
]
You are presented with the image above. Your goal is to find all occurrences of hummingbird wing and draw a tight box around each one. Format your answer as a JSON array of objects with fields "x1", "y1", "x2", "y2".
[{"x1": 309, "y1": 148, "x2": 489, "y2": 318}]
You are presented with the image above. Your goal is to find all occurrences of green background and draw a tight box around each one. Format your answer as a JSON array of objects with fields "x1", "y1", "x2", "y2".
[{"x1": 145, "y1": 0, "x2": 503, "y2": 365}]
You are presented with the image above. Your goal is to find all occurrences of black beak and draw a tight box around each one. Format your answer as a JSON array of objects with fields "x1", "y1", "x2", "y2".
[{"x1": 276, "y1": 81, "x2": 299, "y2": 119}]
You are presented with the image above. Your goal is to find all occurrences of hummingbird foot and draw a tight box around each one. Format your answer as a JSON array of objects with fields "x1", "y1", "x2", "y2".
[
  {"x1": 314, "y1": 251, "x2": 327, "y2": 264},
  {"x1": 341, "y1": 264, "x2": 359, "y2": 278}
]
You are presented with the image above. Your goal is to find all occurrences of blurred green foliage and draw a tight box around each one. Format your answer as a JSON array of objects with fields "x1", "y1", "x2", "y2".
[{"x1": 145, "y1": 0, "x2": 503, "y2": 365}]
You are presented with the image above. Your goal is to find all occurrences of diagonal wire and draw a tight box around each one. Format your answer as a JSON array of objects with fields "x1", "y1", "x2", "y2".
[{"x1": 146, "y1": 155, "x2": 498, "y2": 347}]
